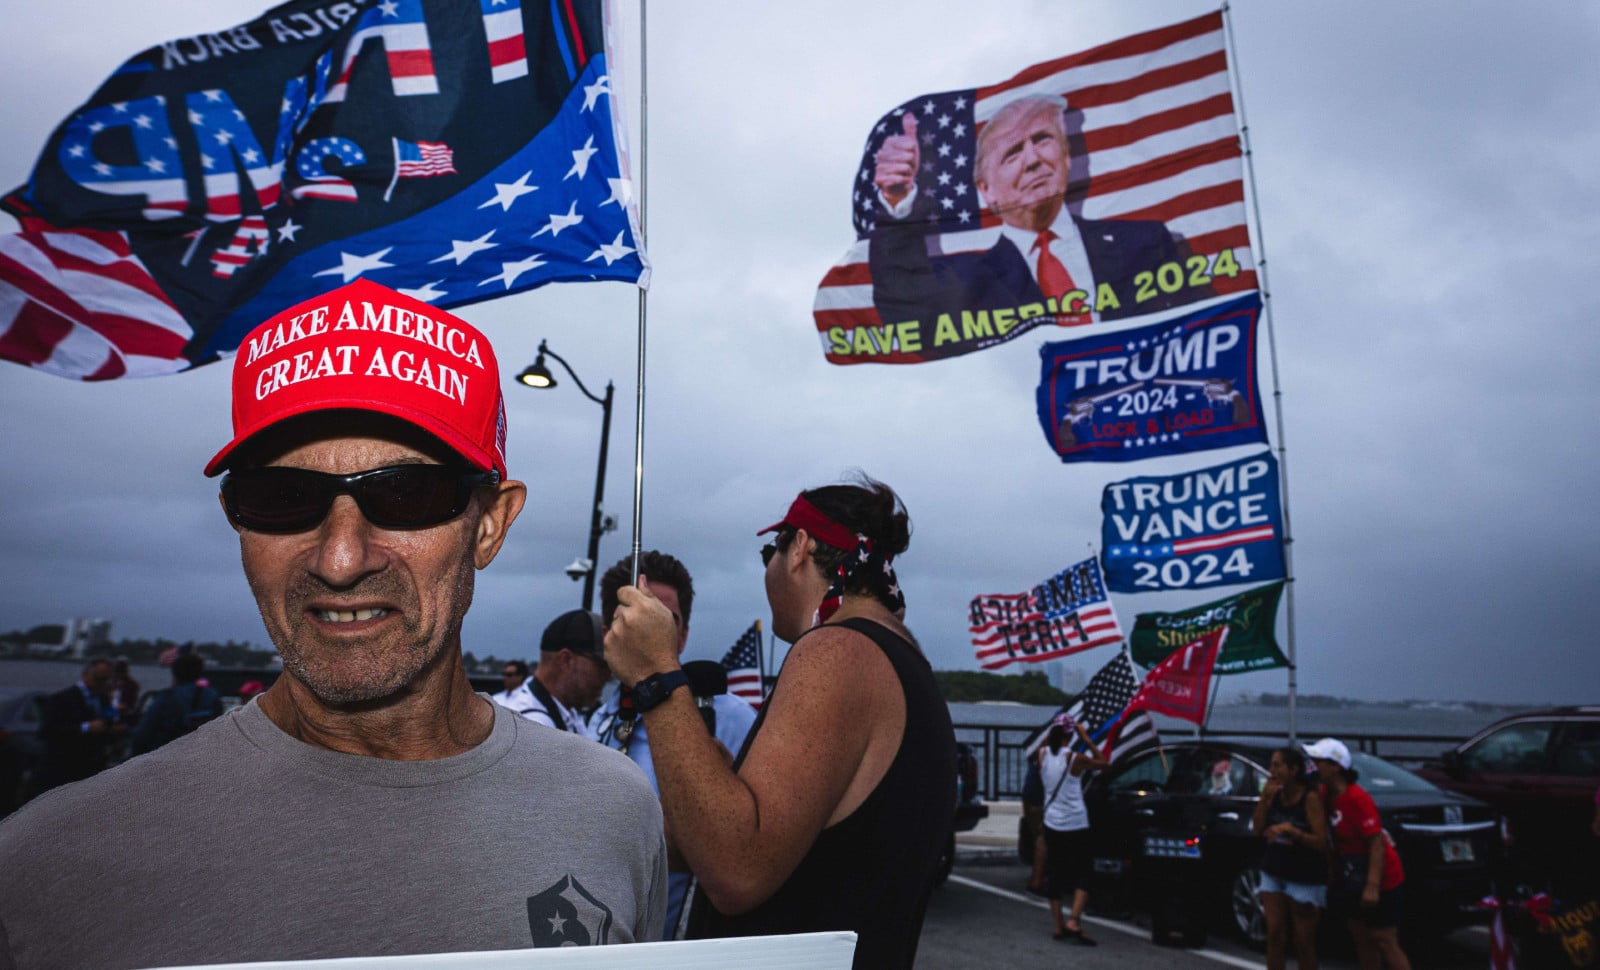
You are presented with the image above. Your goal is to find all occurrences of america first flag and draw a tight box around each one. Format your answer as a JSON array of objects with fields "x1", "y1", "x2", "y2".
[
  {"x1": 0, "y1": 0, "x2": 645, "y2": 381},
  {"x1": 814, "y1": 12, "x2": 1254, "y2": 365},
  {"x1": 969, "y1": 557, "x2": 1124, "y2": 671}
]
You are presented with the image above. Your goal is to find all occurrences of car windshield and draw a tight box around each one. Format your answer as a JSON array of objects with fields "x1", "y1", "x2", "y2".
[{"x1": 1350, "y1": 751, "x2": 1438, "y2": 793}]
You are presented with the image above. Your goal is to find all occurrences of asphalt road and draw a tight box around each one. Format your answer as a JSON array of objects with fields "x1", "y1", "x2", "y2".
[{"x1": 916, "y1": 860, "x2": 1494, "y2": 970}]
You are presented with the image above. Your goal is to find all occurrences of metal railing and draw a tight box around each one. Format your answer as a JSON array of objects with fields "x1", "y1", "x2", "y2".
[{"x1": 954, "y1": 722, "x2": 1468, "y2": 802}]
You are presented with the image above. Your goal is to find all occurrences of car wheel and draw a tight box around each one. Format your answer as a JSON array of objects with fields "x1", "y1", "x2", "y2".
[
  {"x1": 933, "y1": 833, "x2": 955, "y2": 887},
  {"x1": 1229, "y1": 866, "x2": 1266, "y2": 945}
]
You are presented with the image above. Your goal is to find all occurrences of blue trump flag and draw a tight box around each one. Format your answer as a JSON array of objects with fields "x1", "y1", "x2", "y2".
[
  {"x1": 1036, "y1": 293, "x2": 1264, "y2": 462},
  {"x1": 1101, "y1": 450, "x2": 1285, "y2": 593},
  {"x1": 0, "y1": 0, "x2": 645, "y2": 380}
]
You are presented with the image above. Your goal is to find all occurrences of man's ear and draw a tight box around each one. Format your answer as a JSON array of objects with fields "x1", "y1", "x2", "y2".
[{"x1": 474, "y1": 479, "x2": 527, "y2": 569}]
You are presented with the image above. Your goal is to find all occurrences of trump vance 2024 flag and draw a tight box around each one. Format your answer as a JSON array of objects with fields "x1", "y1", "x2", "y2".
[
  {"x1": 813, "y1": 12, "x2": 1253, "y2": 365},
  {"x1": 0, "y1": 0, "x2": 645, "y2": 381},
  {"x1": 1101, "y1": 450, "x2": 1285, "y2": 593}
]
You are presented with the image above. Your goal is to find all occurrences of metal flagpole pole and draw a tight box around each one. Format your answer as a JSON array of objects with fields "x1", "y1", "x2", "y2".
[
  {"x1": 1222, "y1": 3, "x2": 1299, "y2": 743},
  {"x1": 628, "y1": 0, "x2": 649, "y2": 585},
  {"x1": 754, "y1": 619, "x2": 767, "y2": 703}
]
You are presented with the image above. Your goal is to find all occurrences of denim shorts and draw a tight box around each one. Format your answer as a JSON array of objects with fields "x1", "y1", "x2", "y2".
[{"x1": 1259, "y1": 870, "x2": 1327, "y2": 909}]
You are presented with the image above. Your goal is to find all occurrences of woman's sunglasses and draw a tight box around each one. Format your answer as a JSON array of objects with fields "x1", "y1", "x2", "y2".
[{"x1": 221, "y1": 464, "x2": 499, "y2": 534}]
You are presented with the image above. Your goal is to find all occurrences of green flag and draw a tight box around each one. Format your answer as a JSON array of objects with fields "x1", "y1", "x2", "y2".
[{"x1": 1130, "y1": 581, "x2": 1288, "y2": 674}]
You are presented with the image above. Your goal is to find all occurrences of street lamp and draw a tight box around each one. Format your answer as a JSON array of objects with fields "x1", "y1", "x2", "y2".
[{"x1": 517, "y1": 340, "x2": 614, "y2": 611}]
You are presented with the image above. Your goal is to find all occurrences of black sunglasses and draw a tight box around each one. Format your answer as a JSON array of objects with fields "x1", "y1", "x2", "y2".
[{"x1": 222, "y1": 464, "x2": 499, "y2": 534}]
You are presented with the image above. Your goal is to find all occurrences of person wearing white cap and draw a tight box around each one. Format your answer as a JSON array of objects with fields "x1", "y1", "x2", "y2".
[
  {"x1": 1304, "y1": 737, "x2": 1413, "y2": 970},
  {"x1": 0, "y1": 281, "x2": 666, "y2": 969}
]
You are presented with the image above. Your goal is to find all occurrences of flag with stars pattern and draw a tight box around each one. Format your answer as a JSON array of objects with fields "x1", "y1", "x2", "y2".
[
  {"x1": 1024, "y1": 650, "x2": 1159, "y2": 762},
  {"x1": 814, "y1": 12, "x2": 1257, "y2": 365},
  {"x1": 720, "y1": 621, "x2": 765, "y2": 709},
  {"x1": 0, "y1": 0, "x2": 645, "y2": 381}
]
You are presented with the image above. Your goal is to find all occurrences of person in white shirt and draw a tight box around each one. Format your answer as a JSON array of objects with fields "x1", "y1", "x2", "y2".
[
  {"x1": 513, "y1": 610, "x2": 607, "y2": 739},
  {"x1": 489, "y1": 659, "x2": 530, "y2": 712}
]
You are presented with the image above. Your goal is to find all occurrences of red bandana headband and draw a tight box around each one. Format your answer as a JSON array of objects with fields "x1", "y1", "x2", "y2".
[{"x1": 758, "y1": 494, "x2": 906, "y2": 625}]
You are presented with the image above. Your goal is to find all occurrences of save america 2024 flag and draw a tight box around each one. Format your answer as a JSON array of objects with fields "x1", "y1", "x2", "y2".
[
  {"x1": 812, "y1": 12, "x2": 1255, "y2": 365},
  {"x1": 1036, "y1": 292, "x2": 1263, "y2": 462},
  {"x1": 0, "y1": 0, "x2": 644, "y2": 380},
  {"x1": 1101, "y1": 450, "x2": 1285, "y2": 593},
  {"x1": 969, "y1": 557, "x2": 1124, "y2": 670},
  {"x1": 1130, "y1": 580, "x2": 1288, "y2": 674}
]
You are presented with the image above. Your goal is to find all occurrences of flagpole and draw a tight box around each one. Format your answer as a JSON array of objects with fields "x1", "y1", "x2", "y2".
[
  {"x1": 627, "y1": 0, "x2": 649, "y2": 585},
  {"x1": 383, "y1": 137, "x2": 401, "y2": 203},
  {"x1": 754, "y1": 619, "x2": 767, "y2": 702},
  {"x1": 1223, "y1": 3, "x2": 1299, "y2": 744}
]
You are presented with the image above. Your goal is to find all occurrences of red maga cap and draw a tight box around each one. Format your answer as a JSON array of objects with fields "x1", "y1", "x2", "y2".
[
  {"x1": 756, "y1": 494, "x2": 858, "y2": 550},
  {"x1": 204, "y1": 279, "x2": 507, "y2": 477}
]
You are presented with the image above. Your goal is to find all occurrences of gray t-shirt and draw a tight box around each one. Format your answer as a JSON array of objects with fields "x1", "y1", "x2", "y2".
[{"x1": 0, "y1": 697, "x2": 666, "y2": 970}]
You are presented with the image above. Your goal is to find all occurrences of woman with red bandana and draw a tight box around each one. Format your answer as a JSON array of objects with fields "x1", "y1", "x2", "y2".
[{"x1": 604, "y1": 475, "x2": 956, "y2": 970}]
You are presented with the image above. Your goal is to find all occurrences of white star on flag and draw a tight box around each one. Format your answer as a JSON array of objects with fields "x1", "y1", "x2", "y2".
[
  {"x1": 582, "y1": 75, "x2": 611, "y2": 111},
  {"x1": 478, "y1": 171, "x2": 538, "y2": 212},
  {"x1": 276, "y1": 219, "x2": 301, "y2": 242},
  {"x1": 313, "y1": 247, "x2": 395, "y2": 283},
  {"x1": 564, "y1": 136, "x2": 598, "y2": 180},
  {"x1": 599, "y1": 178, "x2": 632, "y2": 209},
  {"x1": 398, "y1": 281, "x2": 448, "y2": 303},
  {"x1": 430, "y1": 230, "x2": 498, "y2": 265},
  {"x1": 584, "y1": 231, "x2": 634, "y2": 266},
  {"x1": 480, "y1": 254, "x2": 546, "y2": 289},
  {"x1": 532, "y1": 201, "x2": 582, "y2": 239}
]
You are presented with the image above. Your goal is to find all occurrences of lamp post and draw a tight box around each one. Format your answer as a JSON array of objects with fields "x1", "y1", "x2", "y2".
[{"x1": 517, "y1": 340, "x2": 614, "y2": 611}]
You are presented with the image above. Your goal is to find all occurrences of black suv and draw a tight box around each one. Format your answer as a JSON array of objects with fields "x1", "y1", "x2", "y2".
[
  {"x1": 1082, "y1": 738, "x2": 1498, "y2": 943},
  {"x1": 1414, "y1": 706, "x2": 1600, "y2": 891}
]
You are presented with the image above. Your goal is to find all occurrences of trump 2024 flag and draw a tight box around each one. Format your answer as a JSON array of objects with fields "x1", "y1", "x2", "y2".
[
  {"x1": 813, "y1": 12, "x2": 1254, "y2": 365},
  {"x1": 1036, "y1": 293, "x2": 1265, "y2": 462},
  {"x1": 0, "y1": 0, "x2": 645, "y2": 380},
  {"x1": 969, "y1": 558, "x2": 1124, "y2": 670},
  {"x1": 1101, "y1": 450, "x2": 1285, "y2": 593}
]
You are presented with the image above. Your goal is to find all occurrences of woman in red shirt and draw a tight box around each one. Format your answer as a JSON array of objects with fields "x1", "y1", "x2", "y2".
[{"x1": 1305, "y1": 738, "x2": 1411, "y2": 970}]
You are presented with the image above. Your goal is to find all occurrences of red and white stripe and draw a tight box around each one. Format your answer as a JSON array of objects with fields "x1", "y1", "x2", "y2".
[
  {"x1": 291, "y1": 179, "x2": 359, "y2": 202},
  {"x1": 0, "y1": 221, "x2": 191, "y2": 380},
  {"x1": 398, "y1": 142, "x2": 457, "y2": 177},
  {"x1": 971, "y1": 602, "x2": 1123, "y2": 670},
  {"x1": 210, "y1": 216, "x2": 270, "y2": 278},
  {"x1": 814, "y1": 12, "x2": 1254, "y2": 343},
  {"x1": 325, "y1": 20, "x2": 438, "y2": 102},
  {"x1": 483, "y1": 1, "x2": 528, "y2": 83},
  {"x1": 1170, "y1": 524, "x2": 1275, "y2": 555},
  {"x1": 203, "y1": 165, "x2": 283, "y2": 221},
  {"x1": 1488, "y1": 906, "x2": 1516, "y2": 970},
  {"x1": 726, "y1": 668, "x2": 763, "y2": 709}
]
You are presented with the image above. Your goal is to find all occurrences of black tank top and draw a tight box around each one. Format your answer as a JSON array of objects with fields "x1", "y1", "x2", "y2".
[
  {"x1": 1260, "y1": 787, "x2": 1326, "y2": 884},
  {"x1": 686, "y1": 618, "x2": 956, "y2": 970}
]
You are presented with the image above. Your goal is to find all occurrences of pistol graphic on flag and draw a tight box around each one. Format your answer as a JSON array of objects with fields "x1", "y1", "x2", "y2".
[
  {"x1": 1057, "y1": 381, "x2": 1146, "y2": 449},
  {"x1": 1153, "y1": 377, "x2": 1250, "y2": 424}
]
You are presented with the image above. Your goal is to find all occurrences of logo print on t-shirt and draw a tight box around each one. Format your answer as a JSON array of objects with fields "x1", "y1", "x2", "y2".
[{"x1": 527, "y1": 875, "x2": 614, "y2": 947}]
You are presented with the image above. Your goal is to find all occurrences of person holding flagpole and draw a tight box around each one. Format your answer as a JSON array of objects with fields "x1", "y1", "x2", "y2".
[
  {"x1": 1036, "y1": 711, "x2": 1109, "y2": 944},
  {"x1": 604, "y1": 475, "x2": 956, "y2": 970}
]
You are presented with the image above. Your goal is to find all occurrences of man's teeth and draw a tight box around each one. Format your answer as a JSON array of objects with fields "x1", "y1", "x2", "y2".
[{"x1": 315, "y1": 608, "x2": 389, "y2": 623}]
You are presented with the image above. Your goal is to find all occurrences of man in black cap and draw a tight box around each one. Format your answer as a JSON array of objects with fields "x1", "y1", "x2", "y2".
[{"x1": 514, "y1": 609, "x2": 609, "y2": 738}]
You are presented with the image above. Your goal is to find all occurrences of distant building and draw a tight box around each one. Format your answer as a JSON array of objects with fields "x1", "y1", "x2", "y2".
[
  {"x1": 64, "y1": 618, "x2": 111, "y2": 658},
  {"x1": 1053, "y1": 661, "x2": 1086, "y2": 696}
]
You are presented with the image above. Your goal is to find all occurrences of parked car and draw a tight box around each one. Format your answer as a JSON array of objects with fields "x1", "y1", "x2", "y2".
[
  {"x1": 0, "y1": 688, "x2": 49, "y2": 816},
  {"x1": 933, "y1": 742, "x2": 989, "y2": 886},
  {"x1": 1075, "y1": 738, "x2": 1498, "y2": 943},
  {"x1": 1413, "y1": 706, "x2": 1600, "y2": 891}
]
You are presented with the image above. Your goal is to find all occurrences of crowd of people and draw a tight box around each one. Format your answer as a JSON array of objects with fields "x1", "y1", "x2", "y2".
[{"x1": 0, "y1": 281, "x2": 955, "y2": 970}]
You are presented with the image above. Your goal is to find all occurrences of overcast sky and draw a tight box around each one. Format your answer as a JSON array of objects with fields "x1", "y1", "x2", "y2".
[{"x1": 1, "y1": 1, "x2": 1596, "y2": 708}]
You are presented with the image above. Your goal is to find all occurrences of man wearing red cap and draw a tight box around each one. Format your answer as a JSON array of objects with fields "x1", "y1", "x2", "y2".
[{"x1": 0, "y1": 280, "x2": 666, "y2": 970}]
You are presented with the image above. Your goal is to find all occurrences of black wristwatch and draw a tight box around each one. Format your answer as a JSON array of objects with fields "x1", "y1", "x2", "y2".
[{"x1": 631, "y1": 669, "x2": 689, "y2": 713}]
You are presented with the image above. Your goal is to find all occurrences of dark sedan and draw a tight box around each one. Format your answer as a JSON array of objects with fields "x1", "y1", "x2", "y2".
[{"x1": 1082, "y1": 738, "x2": 1498, "y2": 944}]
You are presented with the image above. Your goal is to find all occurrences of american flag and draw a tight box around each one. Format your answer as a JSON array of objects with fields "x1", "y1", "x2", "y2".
[
  {"x1": 969, "y1": 558, "x2": 1124, "y2": 670},
  {"x1": 395, "y1": 140, "x2": 457, "y2": 179},
  {"x1": 720, "y1": 621, "x2": 764, "y2": 709},
  {"x1": 814, "y1": 12, "x2": 1254, "y2": 364},
  {"x1": 1, "y1": 0, "x2": 643, "y2": 382}
]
